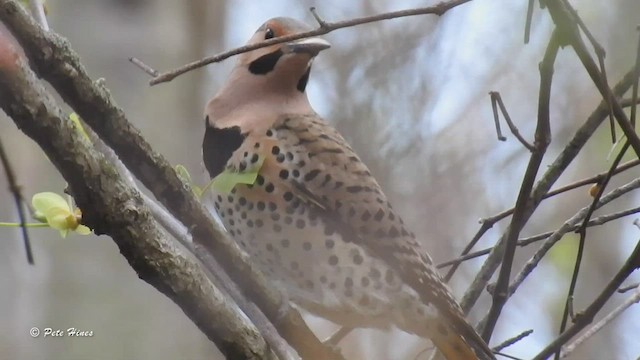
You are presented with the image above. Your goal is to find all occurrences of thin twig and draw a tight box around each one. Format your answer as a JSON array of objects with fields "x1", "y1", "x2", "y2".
[
  {"x1": 474, "y1": 176, "x2": 640, "y2": 336},
  {"x1": 309, "y1": 7, "x2": 329, "y2": 29},
  {"x1": 142, "y1": 0, "x2": 473, "y2": 85},
  {"x1": 561, "y1": 287, "x2": 640, "y2": 358},
  {"x1": 630, "y1": 25, "x2": 640, "y2": 128},
  {"x1": 0, "y1": 135, "x2": 33, "y2": 264},
  {"x1": 618, "y1": 282, "x2": 639, "y2": 293},
  {"x1": 492, "y1": 329, "x2": 533, "y2": 353},
  {"x1": 461, "y1": 67, "x2": 639, "y2": 314},
  {"x1": 444, "y1": 220, "x2": 493, "y2": 282},
  {"x1": 523, "y1": 0, "x2": 535, "y2": 44},
  {"x1": 546, "y1": 0, "x2": 640, "y2": 158},
  {"x1": 467, "y1": 157, "x2": 640, "y2": 231},
  {"x1": 559, "y1": 0, "x2": 616, "y2": 143},
  {"x1": 129, "y1": 57, "x2": 158, "y2": 77},
  {"x1": 556, "y1": 141, "x2": 629, "y2": 356},
  {"x1": 506, "y1": 176, "x2": 640, "y2": 303},
  {"x1": 532, "y1": 237, "x2": 640, "y2": 360},
  {"x1": 437, "y1": 205, "x2": 640, "y2": 269},
  {"x1": 490, "y1": 91, "x2": 508, "y2": 141},
  {"x1": 490, "y1": 91, "x2": 535, "y2": 151}
]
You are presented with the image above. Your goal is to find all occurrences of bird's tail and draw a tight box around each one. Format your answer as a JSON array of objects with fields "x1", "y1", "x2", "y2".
[{"x1": 427, "y1": 318, "x2": 495, "y2": 360}]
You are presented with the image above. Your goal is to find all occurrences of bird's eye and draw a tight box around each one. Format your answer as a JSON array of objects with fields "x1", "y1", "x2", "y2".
[{"x1": 264, "y1": 28, "x2": 275, "y2": 40}]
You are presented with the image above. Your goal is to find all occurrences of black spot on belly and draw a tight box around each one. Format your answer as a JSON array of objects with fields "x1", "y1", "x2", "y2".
[{"x1": 202, "y1": 120, "x2": 245, "y2": 179}]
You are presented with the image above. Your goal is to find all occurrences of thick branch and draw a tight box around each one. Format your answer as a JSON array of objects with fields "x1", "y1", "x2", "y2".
[
  {"x1": 0, "y1": 2, "x2": 339, "y2": 358},
  {"x1": 0, "y1": 43, "x2": 273, "y2": 360}
]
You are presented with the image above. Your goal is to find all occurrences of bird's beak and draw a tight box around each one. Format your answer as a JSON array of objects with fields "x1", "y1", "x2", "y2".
[{"x1": 284, "y1": 37, "x2": 331, "y2": 56}]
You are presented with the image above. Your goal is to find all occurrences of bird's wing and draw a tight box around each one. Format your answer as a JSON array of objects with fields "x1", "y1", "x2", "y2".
[{"x1": 258, "y1": 113, "x2": 494, "y2": 359}]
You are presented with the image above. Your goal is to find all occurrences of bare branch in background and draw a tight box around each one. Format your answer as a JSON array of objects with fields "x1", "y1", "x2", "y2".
[
  {"x1": 630, "y1": 25, "x2": 640, "y2": 127},
  {"x1": 460, "y1": 65, "x2": 640, "y2": 315},
  {"x1": 532, "y1": 238, "x2": 640, "y2": 360},
  {"x1": 489, "y1": 91, "x2": 535, "y2": 151},
  {"x1": 560, "y1": 287, "x2": 640, "y2": 358},
  {"x1": 0, "y1": 135, "x2": 33, "y2": 264},
  {"x1": 437, "y1": 204, "x2": 640, "y2": 269},
  {"x1": 556, "y1": 141, "x2": 630, "y2": 353},
  {"x1": 491, "y1": 329, "x2": 533, "y2": 353},
  {"x1": 480, "y1": 32, "x2": 558, "y2": 342},
  {"x1": 523, "y1": 0, "x2": 534, "y2": 44},
  {"x1": 545, "y1": 0, "x2": 640, "y2": 157},
  {"x1": 496, "y1": 176, "x2": 640, "y2": 314},
  {"x1": 618, "y1": 282, "x2": 639, "y2": 293}
]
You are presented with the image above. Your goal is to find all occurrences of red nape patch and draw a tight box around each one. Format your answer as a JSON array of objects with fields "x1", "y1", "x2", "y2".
[{"x1": 266, "y1": 20, "x2": 287, "y2": 37}]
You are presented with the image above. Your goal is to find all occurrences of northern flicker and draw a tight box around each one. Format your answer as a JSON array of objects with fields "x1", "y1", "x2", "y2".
[{"x1": 202, "y1": 17, "x2": 495, "y2": 360}]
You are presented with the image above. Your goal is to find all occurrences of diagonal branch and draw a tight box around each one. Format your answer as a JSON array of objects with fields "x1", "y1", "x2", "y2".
[
  {"x1": 560, "y1": 286, "x2": 640, "y2": 358},
  {"x1": 437, "y1": 204, "x2": 640, "y2": 269},
  {"x1": 0, "y1": 41, "x2": 275, "y2": 360},
  {"x1": 545, "y1": 0, "x2": 640, "y2": 157},
  {"x1": 479, "y1": 32, "x2": 558, "y2": 342},
  {"x1": 0, "y1": 2, "x2": 341, "y2": 358},
  {"x1": 139, "y1": 0, "x2": 473, "y2": 85},
  {"x1": 460, "y1": 67, "x2": 639, "y2": 313}
]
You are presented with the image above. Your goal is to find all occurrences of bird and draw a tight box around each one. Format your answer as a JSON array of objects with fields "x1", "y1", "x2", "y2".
[{"x1": 202, "y1": 17, "x2": 495, "y2": 360}]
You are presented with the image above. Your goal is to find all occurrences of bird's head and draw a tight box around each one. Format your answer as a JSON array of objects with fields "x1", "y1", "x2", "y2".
[
  {"x1": 235, "y1": 17, "x2": 330, "y2": 93},
  {"x1": 207, "y1": 17, "x2": 329, "y2": 127}
]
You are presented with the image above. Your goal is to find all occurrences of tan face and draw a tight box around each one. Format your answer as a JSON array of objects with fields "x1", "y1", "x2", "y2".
[{"x1": 236, "y1": 17, "x2": 330, "y2": 93}]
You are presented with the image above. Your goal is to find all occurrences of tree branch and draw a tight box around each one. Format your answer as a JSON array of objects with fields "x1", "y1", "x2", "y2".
[
  {"x1": 0, "y1": 41, "x2": 274, "y2": 360},
  {"x1": 86, "y1": 126, "x2": 297, "y2": 360},
  {"x1": 532, "y1": 237, "x2": 640, "y2": 360},
  {"x1": 437, "y1": 204, "x2": 640, "y2": 269},
  {"x1": 460, "y1": 66, "x2": 639, "y2": 313},
  {"x1": 139, "y1": 0, "x2": 473, "y2": 85},
  {"x1": 0, "y1": 1, "x2": 341, "y2": 358},
  {"x1": 545, "y1": 0, "x2": 640, "y2": 157},
  {"x1": 480, "y1": 32, "x2": 558, "y2": 341},
  {"x1": 560, "y1": 286, "x2": 640, "y2": 358},
  {"x1": 0, "y1": 134, "x2": 33, "y2": 264}
]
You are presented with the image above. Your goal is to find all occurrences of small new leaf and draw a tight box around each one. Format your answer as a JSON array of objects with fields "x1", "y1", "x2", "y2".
[
  {"x1": 175, "y1": 164, "x2": 192, "y2": 184},
  {"x1": 212, "y1": 155, "x2": 265, "y2": 194},
  {"x1": 31, "y1": 192, "x2": 91, "y2": 238}
]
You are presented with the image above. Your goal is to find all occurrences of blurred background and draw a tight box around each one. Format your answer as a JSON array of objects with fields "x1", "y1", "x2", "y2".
[{"x1": 1, "y1": 0, "x2": 639, "y2": 359}]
